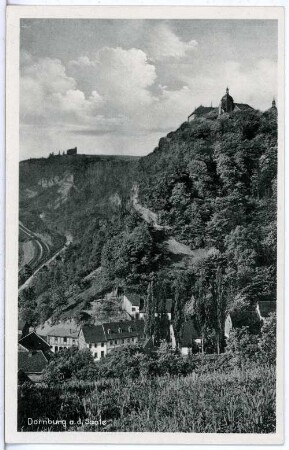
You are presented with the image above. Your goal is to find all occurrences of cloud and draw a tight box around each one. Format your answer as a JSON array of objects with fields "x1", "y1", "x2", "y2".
[
  {"x1": 145, "y1": 23, "x2": 198, "y2": 61},
  {"x1": 20, "y1": 55, "x2": 103, "y2": 126}
]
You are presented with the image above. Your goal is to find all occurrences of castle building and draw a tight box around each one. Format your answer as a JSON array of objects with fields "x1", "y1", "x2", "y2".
[{"x1": 188, "y1": 87, "x2": 255, "y2": 122}]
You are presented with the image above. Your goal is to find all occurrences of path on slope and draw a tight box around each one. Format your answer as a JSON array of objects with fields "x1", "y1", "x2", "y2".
[{"x1": 132, "y1": 185, "x2": 204, "y2": 258}]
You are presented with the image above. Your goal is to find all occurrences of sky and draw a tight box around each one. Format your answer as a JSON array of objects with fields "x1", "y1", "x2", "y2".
[{"x1": 20, "y1": 19, "x2": 278, "y2": 160}]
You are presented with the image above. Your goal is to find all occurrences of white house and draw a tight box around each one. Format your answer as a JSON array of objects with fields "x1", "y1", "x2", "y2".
[
  {"x1": 121, "y1": 291, "x2": 144, "y2": 319},
  {"x1": 79, "y1": 319, "x2": 145, "y2": 360},
  {"x1": 46, "y1": 326, "x2": 79, "y2": 353}
]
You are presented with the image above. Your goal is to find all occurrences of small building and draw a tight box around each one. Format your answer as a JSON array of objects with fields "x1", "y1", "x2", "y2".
[
  {"x1": 256, "y1": 301, "x2": 276, "y2": 321},
  {"x1": 66, "y1": 147, "x2": 77, "y2": 156},
  {"x1": 154, "y1": 299, "x2": 173, "y2": 321},
  {"x1": 79, "y1": 319, "x2": 145, "y2": 360},
  {"x1": 178, "y1": 320, "x2": 202, "y2": 356},
  {"x1": 224, "y1": 306, "x2": 261, "y2": 338},
  {"x1": 121, "y1": 290, "x2": 144, "y2": 319},
  {"x1": 188, "y1": 105, "x2": 217, "y2": 122},
  {"x1": 18, "y1": 350, "x2": 49, "y2": 383},
  {"x1": 18, "y1": 331, "x2": 52, "y2": 357},
  {"x1": 46, "y1": 326, "x2": 79, "y2": 353}
]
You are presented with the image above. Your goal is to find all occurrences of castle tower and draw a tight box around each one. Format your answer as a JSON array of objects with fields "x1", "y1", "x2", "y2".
[{"x1": 219, "y1": 87, "x2": 235, "y2": 115}]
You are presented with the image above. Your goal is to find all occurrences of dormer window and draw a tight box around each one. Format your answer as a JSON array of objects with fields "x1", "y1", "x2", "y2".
[
  {"x1": 107, "y1": 329, "x2": 111, "y2": 335},
  {"x1": 118, "y1": 328, "x2": 122, "y2": 333},
  {"x1": 128, "y1": 326, "x2": 132, "y2": 333}
]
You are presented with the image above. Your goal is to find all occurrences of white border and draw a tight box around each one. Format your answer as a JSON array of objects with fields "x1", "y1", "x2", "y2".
[{"x1": 5, "y1": 5, "x2": 285, "y2": 445}]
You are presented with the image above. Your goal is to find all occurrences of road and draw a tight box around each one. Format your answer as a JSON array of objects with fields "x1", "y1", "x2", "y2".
[{"x1": 132, "y1": 184, "x2": 207, "y2": 259}]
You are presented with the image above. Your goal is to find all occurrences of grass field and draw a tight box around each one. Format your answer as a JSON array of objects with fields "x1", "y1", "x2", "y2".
[{"x1": 18, "y1": 364, "x2": 275, "y2": 433}]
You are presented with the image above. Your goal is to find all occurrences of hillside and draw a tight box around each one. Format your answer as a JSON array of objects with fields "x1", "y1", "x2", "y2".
[{"x1": 19, "y1": 108, "x2": 277, "y2": 351}]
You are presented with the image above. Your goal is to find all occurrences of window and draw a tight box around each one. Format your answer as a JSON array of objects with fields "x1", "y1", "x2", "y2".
[
  {"x1": 89, "y1": 344, "x2": 92, "y2": 349},
  {"x1": 132, "y1": 307, "x2": 135, "y2": 312},
  {"x1": 72, "y1": 339, "x2": 76, "y2": 344},
  {"x1": 118, "y1": 328, "x2": 122, "y2": 333},
  {"x1": 115, "y1": 340, "x2": 118, "y2": 345},
  {"x1": 128, "y1": 327, "x2": 132, "y2": 332},
  {"x1": 55, "y1": 346, "x2": 58, "y2": 352},
  {"x1": 110, "y1": 340, "x2": 113, "y2": 345},
  {"x1": 95, "y1": 343, "x2": 98, "y2": 347},
  {"x1": 107, "y1": 329, "x2": 111, "y2": 335},
  {"x1": 63, "y1": 337, "x2": 67, "y2": 343},
  {"x1": 122, "y1": 339, "x2": 125, "y2": 344},
  {"x1": 94, "y1": 353, "x2": 98, "y2": 359},
  {"x1": 101, "y1": 342, "x2": 104, "y2": 347},
  {"x1": 101, "y1": 351, "x2": 105, "y2": 358}
]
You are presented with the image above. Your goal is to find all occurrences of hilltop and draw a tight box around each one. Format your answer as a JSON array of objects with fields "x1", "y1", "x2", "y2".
[{"x1": 19, "y1": 107, "x2": 277, "y2": 349}]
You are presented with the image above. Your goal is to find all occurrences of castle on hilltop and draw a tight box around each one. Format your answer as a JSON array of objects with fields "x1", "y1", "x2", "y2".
[{"x1": 188, "y1": 87, "x2": 276, "y2": 122}]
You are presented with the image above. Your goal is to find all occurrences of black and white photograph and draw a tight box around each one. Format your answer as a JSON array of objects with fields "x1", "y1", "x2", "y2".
[{"x1": 5, "y1": 5, "x2": 285, "y2": 445}]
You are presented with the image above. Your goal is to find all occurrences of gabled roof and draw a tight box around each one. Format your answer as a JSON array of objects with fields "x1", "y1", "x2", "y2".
[
  {"x1": 81, "y1": 320, "x2": 145, "y2": 343},
  {"x1": 257, "y1": 301, "x2": 276, "y2": 319},
  {"x1": 18, "y1": 331, "x2": 51, "y2": 352},
  {"x1": 81, "y1": 325, "x2": 106, "y2": 343},
  {"x1": 228, "y1": 308, "x2": 260, "y2": 328},
  {"x1": 18, "y1": 351, "x2": 48, "y2": 374},
  {"x1": 124, "y1": 290, "x2": 141, "y2": 306},
  {"x1": 47, "y1": 327, "x2": 79, "y2": 338},
  {"x1": 234, "y1": 103, "x2": 255, "y2": 111},
  {"x1": 103, "y1": 320, "x2": 144, "y2": 340},
  {"x1": 179, "y1": 320, "x2": 201, "y2": 347},
  {"x1": 188, "y1": 106, "x2": 216, "y2": 118}
]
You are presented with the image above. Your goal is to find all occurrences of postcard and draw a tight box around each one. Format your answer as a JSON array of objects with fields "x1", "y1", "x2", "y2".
[{"x1": 5, "y1": 5, "x2": 284, "y2": 445}]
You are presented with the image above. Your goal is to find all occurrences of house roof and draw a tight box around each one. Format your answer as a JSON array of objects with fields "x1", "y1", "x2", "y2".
[
  {"x1": 229, "y1": 308, "x2": 260, "y2": 328},
  {"x1": 188, "y1": 106, "x2": 216, "y2": 117},
  {"x1": 18, "y1": 331, "x2": 51, "y2": 352},
  {"x1": 234, "y1": 103, "x2": 255, "y2": 111},
  {"x1": 47, "y1": 327, "x2": 79, "y2": 338},
  {"x1": 81, "y1": 324, "x2": 106, "y2": 343},
  {"x1": 18, "y1": 351, "x2": 48, "y2": 374},
  {"x1": 124, "y1": 290, "x2": 141, "y2": 306},
  {"x1": 81, "y1": 320, "x2": 145, "y2": 343},
  {"x1": 257, "y1": 301, "x2": 276, "y2": 318},
  {"x1": 179, "y1": 320, "x2": 201, "y2": 347},
  {"x1": 18, "y1": 369, "x2": 33, "y2": 384},
  {"x1": 103, "y1": 320, "x2": 144, "y2": 340}
]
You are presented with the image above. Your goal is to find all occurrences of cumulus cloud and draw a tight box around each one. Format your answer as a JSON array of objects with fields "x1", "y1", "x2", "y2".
[
  {"x1": 145, "y1": 23, "x2": 198, "y2": 61},
  {"x1": 20, "y1": 55, "x2": 103, "y2": 126}
]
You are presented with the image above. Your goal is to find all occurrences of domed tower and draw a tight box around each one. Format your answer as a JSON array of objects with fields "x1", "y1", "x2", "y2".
[{"x1": 219, "y1": 87, "x2": 235, "y2": 115}]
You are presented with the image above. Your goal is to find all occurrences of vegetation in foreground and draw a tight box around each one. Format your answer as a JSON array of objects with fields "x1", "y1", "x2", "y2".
[{"x1": 18, "y1": 315, "x2": 276, "y2": 433}]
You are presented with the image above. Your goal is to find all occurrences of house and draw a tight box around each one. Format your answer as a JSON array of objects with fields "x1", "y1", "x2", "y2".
[
  {"x1": 46, "y1": 326, "x2": 79, "y2": 353},
  {"x1": 18, "y1": 331, "x2": 52, "y2": 358},
  {"x1": 224, "y1": 306, "x2": 262, "y2": 338},
  {"x1": 178, "y1": 320, "x2": 202, "y2": 356},
  {"x1": 154, "y1": 299, "x2": 173, "y2": 321},
  {"x1": 18, "y1": 350, "x2": 49, "y2": 383},
  {"x1": 79, "y1": 319, "x2": 145, "y2": 360},
  {"x1": 67, "y1": 147, "x2": 77, "y2": 156},
  {"x1": 188, "y1": 105, "x2": 217, "y2": 122},
  {"x1": 121, "y1": 290, "x2": 144, "y2": 319},
  {"x1": 18, "y1": 319, "x2": 30, "y2": 339},
  {"x1": 170, "y1": 320, "x2": 202, "y2": 355},
  {"x1": 256, "y1": 301, "x2": 276, "y2": 321}
]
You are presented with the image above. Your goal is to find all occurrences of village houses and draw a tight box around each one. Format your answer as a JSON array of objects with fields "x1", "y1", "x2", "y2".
[{"x1": 79, "y1": 319, "x2": 145, "y2": 360}]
